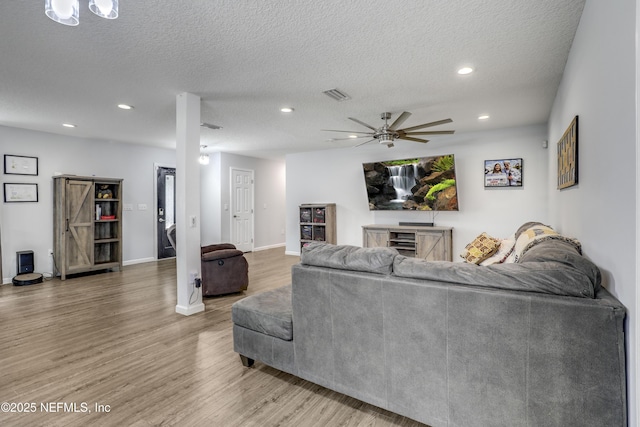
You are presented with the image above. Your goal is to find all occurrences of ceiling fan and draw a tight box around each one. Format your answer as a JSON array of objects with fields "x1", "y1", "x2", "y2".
[{"x1": 324, "y1": 111, "x2": 454, "y2": 148}]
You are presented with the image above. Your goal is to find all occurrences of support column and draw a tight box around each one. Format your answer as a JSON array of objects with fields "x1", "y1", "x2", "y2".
[{"x1": 175, "y1": 92, "x2": 204, "y2": 315}]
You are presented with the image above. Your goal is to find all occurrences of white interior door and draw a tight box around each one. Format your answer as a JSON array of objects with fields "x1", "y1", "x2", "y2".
[{"x1": 231, "y1": 168, "x2": 254, "y2": 252}]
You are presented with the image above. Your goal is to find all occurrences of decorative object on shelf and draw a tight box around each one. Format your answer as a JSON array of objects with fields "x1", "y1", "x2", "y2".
[
  {"x1": 557, "y1": 115, "x2": 578, "y2": 189},
  {"x1": 4, "y1": 183, "x2": 38, "y2": 202},
  {"x1": 4, "y1": 155, "x2": 38, "y2": 176},
  {"x1": 362, "y1": 154, "x2": 458, "y2": 211},
  {"x1": 45, "y1": 0, "x2": 119, "y2": 26},
  {"x1": 299, "y1": 204, "x2": 336, "y2": 250},
  {"x1": 323, "y1": 111, "x2": 454, "y2": 148},
  {"x1": 484, "y1": 158, "x2": 523, "y2": 187}
]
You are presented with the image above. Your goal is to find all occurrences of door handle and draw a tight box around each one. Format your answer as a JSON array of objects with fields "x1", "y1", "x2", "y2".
[{"x1": 159, "y1": 218, "x2": 165, "y2": 223}]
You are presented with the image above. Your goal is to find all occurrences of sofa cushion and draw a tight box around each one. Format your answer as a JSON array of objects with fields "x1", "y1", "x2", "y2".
[
  {"x1": 393, "y1": 246, "x2": 599, "y2": 298},
  {"x1": 301, "y1": 242, "x2": 397, "y2": 275},
  {"x1": 231, "y1": 285, "x2": 293, "y2": 341}
]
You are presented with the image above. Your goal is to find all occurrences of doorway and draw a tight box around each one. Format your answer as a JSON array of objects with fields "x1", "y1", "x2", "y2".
[
  {"x1": 230, "y1": 168, "x2": 254, "y2": 252},
  {"x1": 157, "y1": 166, "x2": 176, "y2": 259}
]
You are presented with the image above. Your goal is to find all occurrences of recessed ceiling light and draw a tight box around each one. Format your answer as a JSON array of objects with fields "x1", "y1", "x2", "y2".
[
  {"x1": 478, "y1": 115, "x2": 490, "y2": 120},
  {"x1": 117, "y1": 104, "x2": 134, "y2": 110},
  {"x1": 458, "y1": 67, "x2": 474, "y2": 75},
  {"x1": 280, "y1": 107, "x2": 294, "y2": 113},
  {"x1": 349, "y1": 135, "x2": 358, "y2": 139},
  {"x1": 62, "y1": 123, "x2": 76, "y2": 128}
]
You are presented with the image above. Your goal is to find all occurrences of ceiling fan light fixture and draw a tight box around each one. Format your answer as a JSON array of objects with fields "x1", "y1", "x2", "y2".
[
  {"x1": 89, "y1": 0, "x2": 118, "y2": 19},
  {"x1": 45, "y1": 0, "x2": 79, "y2": 26}
]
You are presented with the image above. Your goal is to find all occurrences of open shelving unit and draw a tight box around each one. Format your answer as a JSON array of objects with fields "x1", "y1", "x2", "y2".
[{"x1": 299, "y1": 203, "x2": 336, "y2": 251}]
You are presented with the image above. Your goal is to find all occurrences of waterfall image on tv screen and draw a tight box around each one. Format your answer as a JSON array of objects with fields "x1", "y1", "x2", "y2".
[{"x1": 362, "y1": 154, "x2": 459, "y2": 211}]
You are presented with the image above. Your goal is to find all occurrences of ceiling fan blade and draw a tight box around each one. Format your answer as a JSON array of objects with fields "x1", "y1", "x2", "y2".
[
  {"x1": 355, "y1": 139, "x2": 376, "y2": 147},
  {"x1": 327, "y1": 135, "x2": 373, "y2": 141},
  {"x1": 200, "y1": 122, "x2": 222, "y2": 130},
  {"x1": 389, "y1": 111, "x2": 412, "y2": 130},
  {"x1": 399, "y1": 118, "x2": 453, "y2": 132},
  {"x1": 404, "y1": 130, "x2": 455, "y2": 135},
  {"x1": 322, "y1": 129, "x2": 375, "y2": 135},
  {"x1": 348, "y1": 117, "x2": 377, "y2": 131},
  {"x1": 399, "y1": 136, "x2": 430, "y2": 143}
]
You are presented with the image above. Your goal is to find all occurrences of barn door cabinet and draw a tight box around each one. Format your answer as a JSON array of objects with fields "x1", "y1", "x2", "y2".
[{"x1": 53, "y1": 175, "x2": 123, "y2": 280}]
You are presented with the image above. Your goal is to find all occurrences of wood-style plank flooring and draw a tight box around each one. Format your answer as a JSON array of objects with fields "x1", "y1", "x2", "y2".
[{"x1": 0, "y1": 248, "x2": 426, "y2": 427}]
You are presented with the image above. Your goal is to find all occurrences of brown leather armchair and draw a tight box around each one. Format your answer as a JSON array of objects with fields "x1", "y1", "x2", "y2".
[{"x1": 201, "y1": 243, "x2": 249, "y2": 296}]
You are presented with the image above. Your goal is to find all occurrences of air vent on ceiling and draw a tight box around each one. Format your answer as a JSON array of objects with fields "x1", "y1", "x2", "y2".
[{"x1": 323, "y1": 88, "x2": 351, "y2": 102}]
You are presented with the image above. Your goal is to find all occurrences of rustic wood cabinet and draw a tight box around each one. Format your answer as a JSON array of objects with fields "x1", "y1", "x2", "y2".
[
  {"x1": 299, "y1": 203, "x2": 336, "y2": 250},
  {"x1": 53, "y1": 175, "x2": 123, "y2": 280},
  {"x1": 362, "y1": 224, "x2": 452, "y2": 261}
]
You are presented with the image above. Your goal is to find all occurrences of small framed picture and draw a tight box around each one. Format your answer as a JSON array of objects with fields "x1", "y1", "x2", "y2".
[
  {"x1": 484, "y1": 158, "x2": 523, "y2": 187},
  {"x1": 4, "y1": 155, "x2": 38, "y2": 176},
  {"x1": 4, "y1": 183, "x2": 39, "y2": 202}
]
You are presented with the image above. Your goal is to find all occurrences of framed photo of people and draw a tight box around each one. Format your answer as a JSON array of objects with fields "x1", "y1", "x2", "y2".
[{"x1": 484, "y1": 158, "x2": 523, "y2": 187}]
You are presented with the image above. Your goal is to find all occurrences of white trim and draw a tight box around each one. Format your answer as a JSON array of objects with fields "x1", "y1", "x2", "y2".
[
  {"x1": 253, "y1": 242, "x2": 286, "y2": 252},
  {"x1": 635, "y1": 0, "x2": 640, "y2": 422},
  {"x1": 123, "y1": 257, "x2": 157, "y2": 266},
  {"x1": 285, "y1": 250, "x2": 301, "y2": 256},
  {"x1": 175, "y1": 302, "x2": 205, "y2": 316}
]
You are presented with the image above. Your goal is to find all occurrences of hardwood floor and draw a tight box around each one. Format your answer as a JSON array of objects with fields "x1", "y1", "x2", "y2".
[{"x1": 0, "y1": 248, "x2": 426, "y2": 427}]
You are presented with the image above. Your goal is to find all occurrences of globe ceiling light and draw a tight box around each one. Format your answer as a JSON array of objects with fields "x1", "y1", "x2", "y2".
[
  {"x1": 45, "y1": 0, "x2": 79, "y2": 26},
  {"x1": 45, "y1": 0, "x2": 119, "y2": 26},
  {"x1": 199, "y1": 145, "x2": 210, "y2": 165},
  {"x1": 89, "y1": 0, "x2": 118, "y2": 19}
]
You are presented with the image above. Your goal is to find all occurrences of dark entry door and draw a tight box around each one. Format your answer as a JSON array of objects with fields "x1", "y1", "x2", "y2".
[{"x1": 157, "y1": 166, "x2": 176, "y2": 259}]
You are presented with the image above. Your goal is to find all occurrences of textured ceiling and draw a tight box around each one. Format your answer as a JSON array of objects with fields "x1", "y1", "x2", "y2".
[{"x1": 0, "y1": 1, "x2": 585, "y2": 159}]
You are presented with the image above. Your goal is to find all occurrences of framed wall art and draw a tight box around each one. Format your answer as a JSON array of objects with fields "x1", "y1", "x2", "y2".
[
  {"x1": 484, "y1": 158, "x2": 523, "y2": 187},
  {"x1": 4, "y1": 154, "x2": 38, "y2": 176},
  {"x1": 4, "y1": 183, "x2": 38, "y2": 203},
  {"x1": 557, "y1": 116, "x2": 578, "y2": 189}
]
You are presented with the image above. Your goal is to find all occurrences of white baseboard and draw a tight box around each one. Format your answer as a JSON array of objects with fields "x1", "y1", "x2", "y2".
[
  {"x1": 175, "y1": 303, "x2": 205, "y2": 316},
  {"x1": 253, "y1": 243, "x2": 286, "y2": 252},
  {"x1": 285, "y1": 250, "x2": 301, "y2": 256},
  {"x1": 123, "y1": 257, "x2": 156, "y2": 266}
]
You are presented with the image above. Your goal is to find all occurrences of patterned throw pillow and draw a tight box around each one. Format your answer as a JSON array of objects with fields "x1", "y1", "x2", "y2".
[{"x1": 460, "y1": 232, "x2": 501, "y2": 264}]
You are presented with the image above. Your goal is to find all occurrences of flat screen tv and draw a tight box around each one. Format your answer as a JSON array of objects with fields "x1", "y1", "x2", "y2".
[{"x1": 362, "y1": 154, "x2": 459, "y2": 211}]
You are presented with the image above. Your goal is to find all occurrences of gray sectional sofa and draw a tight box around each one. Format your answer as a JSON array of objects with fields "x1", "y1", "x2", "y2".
[{"x1": 232, "y1": 224, "x2": 627, "y2": 427}]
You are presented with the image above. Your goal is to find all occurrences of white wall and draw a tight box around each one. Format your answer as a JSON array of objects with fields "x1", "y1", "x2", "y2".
[
  {"x1": 0, "y1": 125, "x2": 175, "y2": 281},
  {"x1": 201, "y1": 152, "x2": 286, "y2": 250},
  {"x1": 547, "y1": 0, "x2": 637, "y2": 424},
  {"x1": 286, "y1": 124, "x2": 549, "y2": 257}
]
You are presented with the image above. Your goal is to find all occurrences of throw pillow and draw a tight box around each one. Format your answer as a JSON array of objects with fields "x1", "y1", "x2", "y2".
[
  {"x1": 480, "y1": 235, "x2": 516, "y2": 266},
  {"x1": 460, "y1": 232, "x2": 501, "y2": 264}
]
